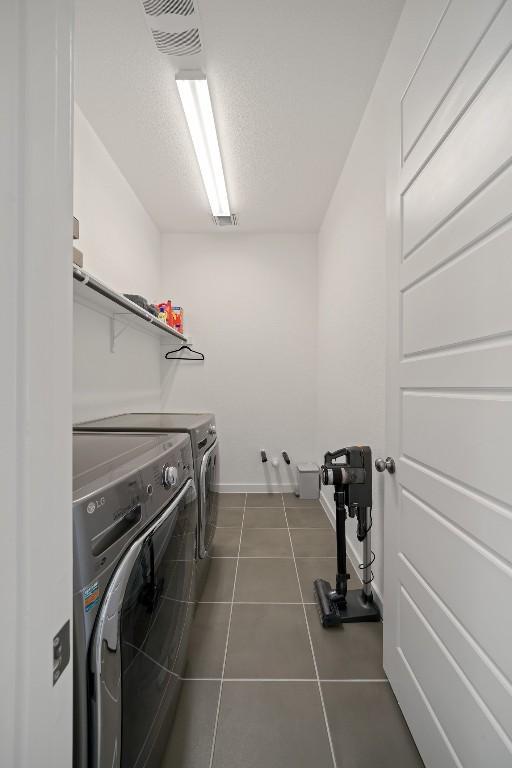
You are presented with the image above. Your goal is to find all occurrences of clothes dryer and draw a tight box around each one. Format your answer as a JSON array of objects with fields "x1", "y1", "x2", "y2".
[{"x1": 74, "y1": 413, "x2": 218, "y2": 564}]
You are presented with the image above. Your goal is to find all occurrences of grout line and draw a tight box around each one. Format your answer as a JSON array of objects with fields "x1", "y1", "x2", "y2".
[
  {"x1": 283, "y1": 495, "x2": 338, "y2": 768},
  {"x1": 210, "y1": 555, "x2": 338, "y2": 560},
  {"x1": 215, "y1": 525, "x2": 244, "y2": 530},
  {"x1": 208, "y1": 492, "x2": 247, "y2": 768},
  {"x1": 123, "y1": 654, "x2": 389, "y2": 686},
  {"x1": 219, "y1": 526, "x2": 330, "y2": 531},
  {"x1": 197, "y1": 601, "x2": 232, "y2": 604},
  {"x1": 244, "y1": 509, "x2": 323, "y2": 512},
  {"x1": 320, "y1": 679, "x2": 389, "y2": 683},
  {"x1": 222, "y1": 678, "x2": 317, "y2": 683},
  {"x1": 161, "y1": 595, "x2": 197, "y2": 605},
  {"x1": 221, "y1": 678, "x2": 389, "y2": 683},
  {"x1": 123, "y1": 650, "x2": 390, "y2": 687},
  {"x1": 197, "y1": 599, "x2": 359, "y2": 605},
  {"x1": 199, "y1": 600, "x2": 304, "y2": 605},
  {"x1": 211, "y1": 555, "x2": 292, "y2": 560},
  {"x1": 180, "y1": 677, "x2": 389, "y2": 683},
  {"x1": 288, "y1": 527, "x2": 332, "y2": 530}
]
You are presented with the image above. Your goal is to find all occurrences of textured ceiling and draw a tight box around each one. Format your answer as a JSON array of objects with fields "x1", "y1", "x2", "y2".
[{"x1": 75, "y1": 0, "x2": 404, "y2": 233}]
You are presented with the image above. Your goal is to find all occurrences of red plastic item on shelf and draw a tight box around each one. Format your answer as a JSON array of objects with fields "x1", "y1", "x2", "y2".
[
  {"x1": 155, "y1": 300, "x2": 184, "y2": 334},
  {"x1": 170, "y1": 306, "x2": 184, "y2": 334}
]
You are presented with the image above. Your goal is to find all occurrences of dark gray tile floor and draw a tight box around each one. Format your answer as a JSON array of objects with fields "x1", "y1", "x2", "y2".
[
  {"x1": 225, "y1": 603, "x2": 316, "y2": 679},
  {"x1": 291, "y1": 527, "x2": 338, "y2": 557},
  {"x1": 215, "y1": 506, "x2": 244, "y2": 528},
  {"x1": 239, "y1": 527, "x2": 292, "y2": 557},
  {"x1": 163, "y1": 492, "x2": 424, "y2": 768},
  {"x1": 161, "y1": 681, "x2": 220, "y2": 768},
  {"x1": 209, "y1": 526, "x2": 240, "y2": 557},
  {"x1": 234, "y1": 556, "x2": 301, "y2": 602},
  {"x1": 177, "y1": 603, "x2": 230, "y2": 679},
  {"x1": 212, "y1": 681, "x2": 334, "y2": 768},
  {"x1": 213, "y1": 492, "x2": 246, "y2": 508},
  {"x1": 322, "y1": 681, "x2": 425, "y2": 768},
  {"x1": 243, "y1": 506, "x2": 287, "y2": 528},
  {"x1": 286, "y1": 505, "x2": 331, "y2": 528},
  {"x1": 198, "y1": 558, "x2": 237, "y2": 602}
]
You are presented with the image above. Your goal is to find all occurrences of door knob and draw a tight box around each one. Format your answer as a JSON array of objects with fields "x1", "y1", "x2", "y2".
[{"x1": 375, "y1": 457, "x2": 396, "y2": 474}]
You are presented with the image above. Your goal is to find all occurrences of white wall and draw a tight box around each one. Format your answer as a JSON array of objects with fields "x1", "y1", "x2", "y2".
[
  {"x1": 0, "y1": 1, "x2": 74, "y2": 765},
  {"x1": 160, "y1": 233, "x2": 318, "y2": 491},
  {"x1": 316, "y1": 0, "x2": 451, "y2": 608},
  {"x1": 73, "y1": 106, "x2": 162, "y2": 422},
  {"x1": 74, "y1": 106, "x2": 161, "y2": 298},
  {"x1": 316, "y1": 44, "x2": 391, "y2": 603}
]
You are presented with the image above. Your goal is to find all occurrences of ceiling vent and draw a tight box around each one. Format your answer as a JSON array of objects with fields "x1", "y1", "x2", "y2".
[
  {"x1": 151, "y1": 28, "x2": 202, "y2": 56},
  {"x1": 213, "y1": 214, "x2": 238, "y2": 227},
  {"x1": 143, "y1": 0, "x2": 195, "y2": 16},
  {"x1": 140, "y1": 0, "x2": 203, "y2": 62}
]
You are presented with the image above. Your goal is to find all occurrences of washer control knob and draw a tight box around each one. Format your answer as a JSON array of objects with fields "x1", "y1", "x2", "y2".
[
  {"x1": 209, "y1": 425, "x2": 217, "y2": 435},
  {"x1": 162, "y1": 464, "x2": 178, "y2": 488}
]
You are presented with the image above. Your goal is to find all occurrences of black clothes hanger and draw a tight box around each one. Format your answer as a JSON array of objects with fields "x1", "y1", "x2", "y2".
[{"x1": 165, "y1": 344, "x2": 205, "y2": 361}]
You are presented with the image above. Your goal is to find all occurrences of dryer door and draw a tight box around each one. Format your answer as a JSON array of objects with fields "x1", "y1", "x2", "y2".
[
  {"x1": 89, "y1": 479, "x2": 196, "y2": 768},
  {"x1": 199, "y1": 439, "x2": 218, "y2": 558}
]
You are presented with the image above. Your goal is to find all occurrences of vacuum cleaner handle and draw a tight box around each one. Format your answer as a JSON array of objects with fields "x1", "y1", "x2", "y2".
[{"x1": 323, "y1": 448, "x2": 348, "y2": 466}]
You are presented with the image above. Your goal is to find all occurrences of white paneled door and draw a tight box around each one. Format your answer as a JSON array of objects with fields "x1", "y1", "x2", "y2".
[{"x1": 384, "y1": 1, "x2": 512, "y2": 766}]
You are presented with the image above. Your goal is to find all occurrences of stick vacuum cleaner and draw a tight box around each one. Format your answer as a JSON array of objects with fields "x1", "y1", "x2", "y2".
[{"x1": 314, "y1": 446, "x2": 381, "y2": 627}]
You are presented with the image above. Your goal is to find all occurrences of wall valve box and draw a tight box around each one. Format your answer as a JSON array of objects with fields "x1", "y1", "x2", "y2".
[{"x1": 296, "y1": 463, "x2": 320, "y2": 500}]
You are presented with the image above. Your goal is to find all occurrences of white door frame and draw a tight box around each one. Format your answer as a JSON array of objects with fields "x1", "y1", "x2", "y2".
[{"x1": 0, "y1": 1, "x2": 74, "y2": 765}]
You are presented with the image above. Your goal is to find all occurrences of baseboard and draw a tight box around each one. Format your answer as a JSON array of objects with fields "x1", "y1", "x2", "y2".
[
  {"x1": 214, "y1": 483, "x2": 296, "y2": 494},
  {"x1": 319, "y1": 489, "x2": 383, "y2": 616}
]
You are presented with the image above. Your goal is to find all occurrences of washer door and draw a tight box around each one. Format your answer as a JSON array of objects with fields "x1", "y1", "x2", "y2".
[
  {"x1": 89, "y1": 479, "x2": 196, "y2": 768},
  {"x1": 199, "y1": 440, "x2": 218, "y2": 558}
]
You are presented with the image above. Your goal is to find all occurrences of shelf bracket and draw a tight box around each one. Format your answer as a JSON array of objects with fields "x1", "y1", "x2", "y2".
[{"x1": 110, "y1": 315, "x2": 128, "y2": 353}]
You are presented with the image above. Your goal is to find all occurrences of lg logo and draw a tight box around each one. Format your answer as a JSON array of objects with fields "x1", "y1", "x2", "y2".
[{"x1": 87, "y1": 497, "x2": 106, "y2": 515}]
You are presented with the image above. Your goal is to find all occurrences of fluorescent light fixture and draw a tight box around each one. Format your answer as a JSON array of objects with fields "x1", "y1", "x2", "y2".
[{"x1": 176, "y1": 71, "x2": 230, "y2": 217}]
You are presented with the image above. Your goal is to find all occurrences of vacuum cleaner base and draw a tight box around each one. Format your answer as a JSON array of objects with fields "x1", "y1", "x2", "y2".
[{"x1": 314, "y1": 579, "x2": 381, "y2": 627}]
